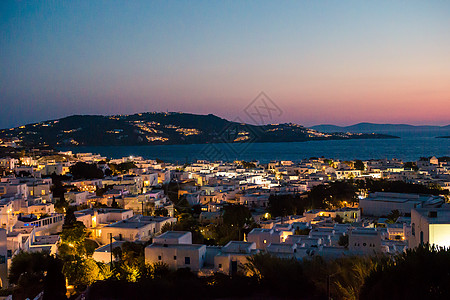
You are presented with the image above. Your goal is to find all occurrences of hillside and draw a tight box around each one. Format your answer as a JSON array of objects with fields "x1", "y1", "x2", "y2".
[
  {"x1": 0, "y1": 112, "x2": 398, "y2": 148},
  {"x1": 310, "y1": 123, "x2": 450, "y2": 137}
]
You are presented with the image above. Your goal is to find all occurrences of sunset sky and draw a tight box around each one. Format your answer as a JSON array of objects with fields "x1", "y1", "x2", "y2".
[{"x1": 1, "y1": 1, "x2": 449, "y2": 129}]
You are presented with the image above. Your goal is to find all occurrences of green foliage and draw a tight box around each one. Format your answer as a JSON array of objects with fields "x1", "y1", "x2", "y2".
[
  {"x1": 67, "y1": 245, "x2": 450, "y2": 300},
  {"x1": 160, "y1": 222, "x2": 173, "y2": 233},
  {"x1": 163, "y1": 181, "x2": 181, "y2": 205},
  {"x1": 104, "y1": 168, "x2": 113, "y2": 176},
  {"x1": 85, "y1": 239, "x2": 100, "y2": 257},
  {"x1": 268, "y1": 193, "x2": 306, "y2": 217},
  {"x1": 50, "y1": 174, "x2": 68, "y2": 200},
  {"x1": 334, "y1": 214, "x2": 344, "y2": 224},
  {"x1": 361, "y1": 244, "x2": 450, "y2": 299},
  {"x1": 64, "y1": 257, "x2": 103, "y2": 290},
  {"x1": 324, "y1": 158, "x2": 334, "y2": 166},
  {"x1": 355, "y1": 178, "x2": 448, "y2": 195},
  {"x1": 403, "y1": 161, "x2": 419, "y2": 171},
  {"x1": 172, "y1": 213, "x2": 204, "y2": 244},
  {"x1": 59, "y1": 209, "x2": 105, "y2": 293},
  {"x1": 240, "y1": 161, "x2": 257, "y2": 169},
  {"x1": 111, "y1": 196, "x2": 119, "y2": 208},
  {"x1": 43, "y1": 256, "x2": 67, "y2": 300},
  {"x1": 69, "y1": 162, "x2": 104, "y2": 179},
  {"x1": 9, "y1": 251, "x2": 50, "y2": 285},
  {"x1": 63, "y1": 207, "x2": 77, "y2": 228},
  {"x1": 60, "y1": 222, "x2": 88, "y2": 257},
  {"x1": 9, "y1": 251, "x2": 66, "y2": 300},
  {"x1": 386, "y1": 209, "x2": 401, "y2": 223},
  {"x1": 338, "y1": 234, "x2": 349, "y2": 247},
  {"x1": 308, "y1": 181, "x2": 358, "y2": 209},
  {"x1": 108, "y1": 162, "x2": 137, "y2": 174},
  {"x1": 354, "y1": 160, "x2": 365, "y2": 171},
  {"x1": 244, "y1": 253, "x2": 314, "y2": 297},
  {"x1": 154, "y1": 207, "x2": 168, "y2": 217},
  {"x1": 222, "y1": 204, "x2": 253, "y2": 228},
  {"x1": 96, "y1": 185, "x2": 112, "y2": 196}
]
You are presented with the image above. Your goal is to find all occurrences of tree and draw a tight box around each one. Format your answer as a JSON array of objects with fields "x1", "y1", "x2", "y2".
[
  {"x1": 355, "y1": 178, "x2": 448, "y2": 196},
  {"x1": 69, "y1": 162, "x2": 104, "y2": 179},
  {"x1": 43, "y1": 256, "x2": 67, "y2": 300},
  {"x1": 268, "y1": 194, "x2": 306, "y2": 217},
  {"x1": 111, "y1": 196, "x2": 119, "y2": 208},
  {"x1": 161, "y1": 222, "x2": 174, "y2": 233},
  {"x1": 334, "y1": 214, "x2": 344, "y2": 224},
  {"x1": 9, "y1": 251, "x2": 49, "y2": 286},
  {"x1": 386, "y1": 209, "x2": 400, "y2": 223},
  {"x1": 154, "y1": 207, "x2": 169, "y2": 217},
  {"x1": 403, "y1": 162, "x2": 418, "y2": 171},
  {"x1": 9, "y1": 251, "x2": 51, "y2": 299},
  {"x1": 63, "y1": 207, "x2": 77, "y2": 228},
  {"x1": 354, "y1": 160, "x2": 365, "y2": 171},
  {"x1": 223, "y1": 205, "x2": 253, "y2": 228},
  {"x1": 338, "y1": 235, "x2": 349, "y2": 247},
  {"x1": 241, "y1": 161, "x2": 257, "y2": 169},
  {"x1": 59, "y1": 221, "x2": 88, "y2": 257},
  {"x1": 244, "y1": 253, "x2": 314, "y2": 297},
  {"x1": 104, "y1": 168, "x2": 113, "y2": 177},
  {"x1": 360, "y1": 244, "x2": 450, "y2": 299},
  {"x1": 108, "y1": 162, "x2": 137, "y2": 175}
]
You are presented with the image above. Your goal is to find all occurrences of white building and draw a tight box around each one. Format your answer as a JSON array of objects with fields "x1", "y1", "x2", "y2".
[
  {"x1": 99, "y1": 215, "x2": 176, "y2": 245},
  {"x1": 145, "y1": 240, "x2": 206, "y2": 272},
  {"x1": 348, "y1": 228, "x2": 382, "y2": 254},
  {"x1": 359, "y1": 192, "x2": 444, "y2": 217},
  {"x1": 410, "y1": 208, "x2": 450, "y2": 249}
]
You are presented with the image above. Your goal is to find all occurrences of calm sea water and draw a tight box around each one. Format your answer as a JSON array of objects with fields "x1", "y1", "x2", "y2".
[{"x1": 61, "y1": 136, "x2": 450, "y2": 163}]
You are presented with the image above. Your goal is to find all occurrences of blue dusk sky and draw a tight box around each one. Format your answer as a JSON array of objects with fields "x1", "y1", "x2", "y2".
[{"x1": 1, "y1": 0, "x2": 449, "y2": 129}]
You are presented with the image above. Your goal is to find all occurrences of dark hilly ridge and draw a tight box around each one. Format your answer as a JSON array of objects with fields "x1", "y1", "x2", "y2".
[
  {"x1": 311, "y1": 123, "x2": 450, "y2": 137},
  {"x1": 0, "y1": 112, "x2": 398, "y2": 148}
]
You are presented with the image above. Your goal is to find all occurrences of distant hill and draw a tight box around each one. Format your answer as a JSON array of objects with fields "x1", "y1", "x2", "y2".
[
  {"x1": 0, "y1": 113, "x2": 398, "y2": 148},
  {"x1": 310, "y1": 123, "x2": 450, "y2": 137}
]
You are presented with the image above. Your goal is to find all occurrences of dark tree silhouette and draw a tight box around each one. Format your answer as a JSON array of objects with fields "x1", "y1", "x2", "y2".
[
  {"x1": 43, "y1": 256, "x2": 67, "y2": 300},
  {"x1": 360, "y1": 244, "x2": 450, "y2": 300},
  {"x1": 69, "y1": 162, "x2": 104, "y2": 179}
]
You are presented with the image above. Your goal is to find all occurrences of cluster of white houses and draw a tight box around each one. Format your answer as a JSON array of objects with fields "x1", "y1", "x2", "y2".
[{"x1": 0, "y1": 152, "x2": 449, "y2": 284}]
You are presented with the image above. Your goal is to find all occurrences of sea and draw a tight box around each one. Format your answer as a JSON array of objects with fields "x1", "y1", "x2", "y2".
[{"x1": 60, "y1": 136, "x2": 450, "y2": 164}]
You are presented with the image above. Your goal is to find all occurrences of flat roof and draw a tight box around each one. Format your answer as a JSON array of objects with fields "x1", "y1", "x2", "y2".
[
  {"x1": 156, "y1": 231, "x2": 190, "y2": 239},
  {"x1": 147, "y1": 243, "x2": 205, "y2": 250},
  {"x1": 95, "y1": 241, "x2": 125, "y2": 253},
  {"x1": 106, "y1": 215, "x2": 173, "y2": 229},
  {"x1": 414, "y1": 208, "x2": 450, "y2": 224}
]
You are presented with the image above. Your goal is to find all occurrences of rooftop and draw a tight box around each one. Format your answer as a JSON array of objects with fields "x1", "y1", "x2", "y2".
[
  {"x1": 414, "y1": 208, "x2": 450, "y2": 224},
  {"x1": 95, "y1": 241, "x2": 126, "y2": 253},
  {"x1": 147, "y1": 243, "x2": 205, "y2": 250},
  {"x1": 106, "y1": 215, "x2": 173, "y2": 229},
  {"x1": 156, "y1": 231, "x2": 190, "y2": 240}
]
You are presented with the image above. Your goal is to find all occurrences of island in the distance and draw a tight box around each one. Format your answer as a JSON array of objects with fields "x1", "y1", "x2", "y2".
[{"x1": 0, "y1": 112, "x2": 398, "y2": 148}]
